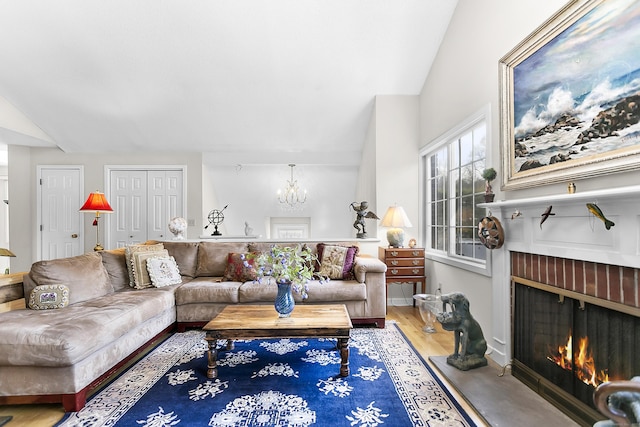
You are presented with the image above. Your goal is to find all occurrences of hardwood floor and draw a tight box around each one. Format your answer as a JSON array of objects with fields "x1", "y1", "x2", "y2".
[{"x1": 0, "y1": 306, "x2": 458, "y2": 427}]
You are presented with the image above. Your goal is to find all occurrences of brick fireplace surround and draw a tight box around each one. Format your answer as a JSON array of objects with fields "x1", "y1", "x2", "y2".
[{"x1": 511, "y1": 252, "x2": 639, "y2": 309}]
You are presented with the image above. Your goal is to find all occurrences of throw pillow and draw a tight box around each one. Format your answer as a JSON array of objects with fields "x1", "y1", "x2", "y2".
[
  {"x1": 125, "y1": 243, "x2": 164, "y2": 286},
  {"x1": 146, "y1": 256, "x2": 182, "y2": 287},
  {"x1": 131, "y1": 249, "x2": 169, "y2": 289},
  {"x1": 28, "y1": 284, "x2": 70, "y2": 310},
  {"x1": 223, "y1": 252, "x2": 257, "y2": 282},
  {"x1": 316, "y1": 243, "x2": 359, "y2": 280}
]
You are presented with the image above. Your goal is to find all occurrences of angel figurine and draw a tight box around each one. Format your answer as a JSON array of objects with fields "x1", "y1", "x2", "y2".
[{"x1": 350, "y1": 201, "x2": 379, "y2": 238}]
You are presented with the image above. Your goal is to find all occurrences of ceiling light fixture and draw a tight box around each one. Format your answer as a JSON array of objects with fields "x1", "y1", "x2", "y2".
[{"x1": 277, "y1": 164, "x2": 307, "y2": 208}]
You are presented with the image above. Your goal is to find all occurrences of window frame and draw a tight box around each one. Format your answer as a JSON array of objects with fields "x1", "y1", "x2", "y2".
[{"x1": 419, "y1": 105, "x2": 492, "y2": 276}]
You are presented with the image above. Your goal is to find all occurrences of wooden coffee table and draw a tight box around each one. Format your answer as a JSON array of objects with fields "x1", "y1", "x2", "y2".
[{"x1": 203, "y1": 304, "x2": 353, "y2": 378}]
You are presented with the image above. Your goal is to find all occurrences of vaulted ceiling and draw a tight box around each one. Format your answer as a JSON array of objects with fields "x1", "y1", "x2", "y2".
[{"x1": 0, "y1": 0, "x2": 457, "y2": 164}]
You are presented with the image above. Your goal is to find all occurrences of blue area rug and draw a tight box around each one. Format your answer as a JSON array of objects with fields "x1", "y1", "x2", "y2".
[{"x1": 57, "y1": 323, "x2": 476, "y2": 426}]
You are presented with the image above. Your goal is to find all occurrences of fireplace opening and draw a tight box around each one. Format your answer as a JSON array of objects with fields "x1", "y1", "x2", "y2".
[{"x1": 513, "y1": 282, "x2": 640, "y2": 426}]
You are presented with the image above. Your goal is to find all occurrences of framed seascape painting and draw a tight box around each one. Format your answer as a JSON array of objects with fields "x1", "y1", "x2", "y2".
[{"x1": 500, "y1": 0, "x2": 640, "y2": 189}]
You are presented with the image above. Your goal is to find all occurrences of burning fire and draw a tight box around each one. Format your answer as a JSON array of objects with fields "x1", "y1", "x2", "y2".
[{"x1": 547, "y1": 330, "x2": 609, "y2": 387}]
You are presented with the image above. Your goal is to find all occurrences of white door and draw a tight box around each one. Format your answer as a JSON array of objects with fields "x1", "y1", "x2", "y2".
[
  {"x1": 147, "y1": 170, "x2": 183, "y2": 241},
  {"x1": 108, "y1": 168, "x2": 184, "y2": 248},
  {"x1": 39, "y1": 166, "x2": 84, "y2": 260},
  {"x1": 110, "y1": 170, "x2": 147, "y2": 248}
]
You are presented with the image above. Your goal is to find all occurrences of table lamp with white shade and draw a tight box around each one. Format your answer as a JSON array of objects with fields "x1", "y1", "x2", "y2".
[{"x1": 380, "y1": 205, "x2": 412, "y2": 248}]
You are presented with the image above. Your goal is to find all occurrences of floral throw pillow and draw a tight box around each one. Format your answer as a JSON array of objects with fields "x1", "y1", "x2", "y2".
[
  {"x1": 223, "y1": 252, "x2": 257, "y2": 282},
  {"x1": 147, "y1": 256, "x2": 182, "y2": 287},
  {"x1": 28, "y1": 284, "x2": 70, "y2": 310},
  {"x1": 316, "y1": 243, "x2": 359, "y2": 280}
]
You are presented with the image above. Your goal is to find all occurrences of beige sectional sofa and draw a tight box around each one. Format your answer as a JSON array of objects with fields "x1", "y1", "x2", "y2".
[{"x1": 0, "y1": 240, "x2": 386, "y2": 411}]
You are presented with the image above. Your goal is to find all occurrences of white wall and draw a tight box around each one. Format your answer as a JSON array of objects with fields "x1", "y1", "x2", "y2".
[
  {"x1": 371, "y1": 95, "x2": 421, "y2": 305},
  {"x1": 202, "y1": 163, "x2": 359, "y2": 239},
  {"x1": 8, "y1": 146, "x2": 203, "y2": 272}
]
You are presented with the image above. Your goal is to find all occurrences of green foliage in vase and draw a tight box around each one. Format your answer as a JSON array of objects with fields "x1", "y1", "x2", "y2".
[{"x1": 246, "y1": 245, "x2": 327, "y2": 299}]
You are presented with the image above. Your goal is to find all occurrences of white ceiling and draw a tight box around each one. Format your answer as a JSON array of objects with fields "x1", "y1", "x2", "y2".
[{"x1": 0, "y1": 0, "x2": 457, "y2": 164}]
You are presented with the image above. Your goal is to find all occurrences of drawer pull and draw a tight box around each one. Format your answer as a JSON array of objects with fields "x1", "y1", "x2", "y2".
[
  {"x1": 391, "y1": 269, "x2": 399, "y2": 275},
  {"x1": 412, "y1": 250, "x2": 420, "y2": 256},
  {"x1": 412, "y1": 260, "x2": 420, "y2": 265},
  {"x1": 391, "y1": 260, "x2": 398, "y2": 266},
  {"x1": 412, "y1": 269, "x2": 420, "y2": 274},
  {"x1": 391, "y1": 251, "x2": 399, "y2": 257}
]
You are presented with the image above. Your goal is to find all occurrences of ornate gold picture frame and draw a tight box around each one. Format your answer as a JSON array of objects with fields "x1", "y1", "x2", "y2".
[{"x1": 500, "y1": 0, "x2": 640, "y2": 190}]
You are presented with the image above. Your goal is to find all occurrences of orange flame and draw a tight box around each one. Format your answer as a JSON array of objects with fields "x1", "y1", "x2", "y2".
[{"x1": 547, "y1": 330, "x2": 609, "y2": 387}]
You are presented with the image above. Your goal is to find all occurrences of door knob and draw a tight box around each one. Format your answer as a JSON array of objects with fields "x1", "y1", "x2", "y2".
[{"x1": 71, "y1": 234, "x2": 78, "y2": 238}]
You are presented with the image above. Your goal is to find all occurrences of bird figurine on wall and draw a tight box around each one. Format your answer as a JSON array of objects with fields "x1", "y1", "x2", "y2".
[
  {"x1": 540, "y1": 205, "x2": 555, "y2": 229},
  {"x1": 586, "y1": 203, "x2": 615, "y2": 230}
]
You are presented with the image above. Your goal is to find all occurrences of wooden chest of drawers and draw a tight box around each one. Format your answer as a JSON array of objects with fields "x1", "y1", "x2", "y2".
[{"x1": 379, "y1": 247, "x2": 426, "y2": 307}]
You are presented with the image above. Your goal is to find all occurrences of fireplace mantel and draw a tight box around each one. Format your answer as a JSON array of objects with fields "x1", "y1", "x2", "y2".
[
  {"x1": 480, "y1": 184, "x2": 640, "y2": 210},
  {"x1": 481, "y1": 184, "x2": 640, "y2": 269}
]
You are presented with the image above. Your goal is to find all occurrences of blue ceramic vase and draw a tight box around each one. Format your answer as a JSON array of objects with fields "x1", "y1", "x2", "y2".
[{"x1": 274, "y1": 281, "x2": 295, "y2": 317}]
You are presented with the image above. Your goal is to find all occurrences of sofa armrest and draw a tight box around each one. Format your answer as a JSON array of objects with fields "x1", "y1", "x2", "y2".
[{"x1": 353, "y1": 256, "x2": 387, "y2": 283}]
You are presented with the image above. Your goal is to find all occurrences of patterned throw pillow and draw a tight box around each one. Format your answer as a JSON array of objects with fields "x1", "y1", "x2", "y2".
[
  {"x1": 223, "y1": 252, "x2": 257, "y2": 282},
  {"x1": 146, "y1": 256, "x2": 182, "y2": 287},
  {"x1": 316, "y1": 243, "x2": 359, "y2": 280},
  {"x1": 131, "y1": 249, "x2": 169, "y2": 289},
  {"x1": 28, "y1": 284, "x2": 70, "y2": 310},
  {"x1": 125, "y1": 243, "x2": 165, "y2": 287}
]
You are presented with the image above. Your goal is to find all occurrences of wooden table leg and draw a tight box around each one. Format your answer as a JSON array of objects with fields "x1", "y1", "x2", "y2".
[
  {"x1": 338, "y1": 337, "x2": 350, "y2": 377},
  {"x1": 206, "y1": 338, "x2": 219, "y2": 379}
]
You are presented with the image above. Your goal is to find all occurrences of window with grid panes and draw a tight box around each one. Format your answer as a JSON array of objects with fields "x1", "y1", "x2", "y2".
[{"x1": 421, "y1": 110, "x2": 489, "y2": 273}]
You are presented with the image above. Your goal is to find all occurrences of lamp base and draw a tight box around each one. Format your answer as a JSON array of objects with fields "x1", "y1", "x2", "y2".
[
  {"x1": 386, "y1": 228, "x2": 405, "y2": 248},
  {"x1": 94, "y1": 244, "x2": 104, "y2": 251}
]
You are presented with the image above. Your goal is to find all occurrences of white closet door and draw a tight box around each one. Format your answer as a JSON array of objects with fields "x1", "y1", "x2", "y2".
[
  {"x1": 39, "y1": 167, "x2": 83, "y2": 260},
  {"x1": 108, "y1": 168, "x2": 184, "y2": 248},
  {"x1": 147, "y1": 170, "x2": 183, "y2": 241},
  {"x1": 110, "y1": 170, "x2": 148, "y2": 248}
]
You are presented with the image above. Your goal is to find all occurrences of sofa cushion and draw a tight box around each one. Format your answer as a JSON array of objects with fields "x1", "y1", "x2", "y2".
[
  {"x1": 131, "y1": 249, "x2": 169, "y2": 289},
  {"x1": 147, "y1": 256, "x2": 182, "y2": 287},
  {"x1": 238, "y1": 279, "x2": 279, "y2": 302},
  {"x1": 195, "y1": 242, "x2": 248, "y2": 277},
  {"x1": 125, "y1": 243, "x2": 164, "y2": 286},
  {"x1": 158, "y1": 241, "x2": 199, "y2": 278},
  {"x1": 28, "y1": 284, "x2": 70, "y2": 310},
  {"x1": 304, "y1": 279, "x2": 366, "y2": 302},
  {"x1": 0, "y1": 287, "x2": 177, "y2": 367},
  {"x1": 223, "y1": 252, "x2": 257, "y2": 282},
  {"x1": 26, "y1": 252, "x2": 114, "y2": 306},
  {"x1": 100, "y1": 247, "x2": 129, "y2": 291},
  {"x1": 316, "y1": 243, "x2": 359, "y2": 280},
  {"x1": 175, "y1": 277, "x2": 241, "y2": 304}
]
